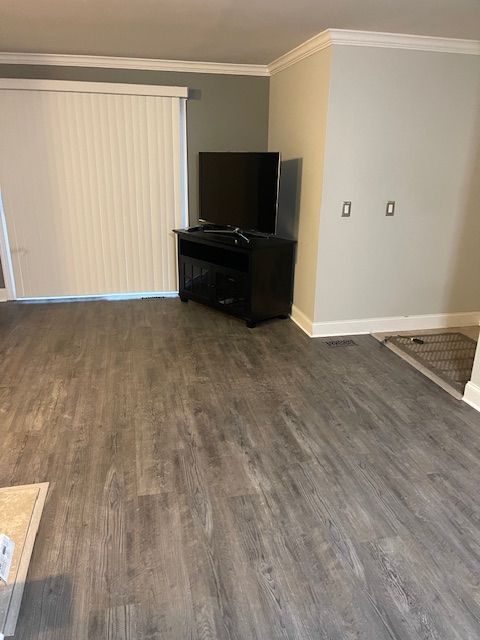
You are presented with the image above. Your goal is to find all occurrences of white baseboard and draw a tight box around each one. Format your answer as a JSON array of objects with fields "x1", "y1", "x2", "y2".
[
  {"x1": 0, "y1": 288, "x2": 7, "y2": 302},
  {"x1": 290, "y1": 308, "x2": 480, "y2": 338},
  {"x1": 463, "y1": 381, "x2": 480, "y2": 412},
  {"x1": 290, "y1": 305, "x2": 314, "y2": 336},
  {"x1": 312, "y1": 311, "x2": 480, "y2": 337}
]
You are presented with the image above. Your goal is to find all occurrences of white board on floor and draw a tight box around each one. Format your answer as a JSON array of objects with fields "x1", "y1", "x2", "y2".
[{"x1": 0, "y1": 483, "x2": 49, "y2": 638}]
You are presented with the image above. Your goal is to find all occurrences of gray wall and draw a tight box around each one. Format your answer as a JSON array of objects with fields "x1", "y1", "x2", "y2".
[
  {"x1": 315, "y1": 47, "x2": 480, "y2": 322},
  {"x1": 0, "y1": 65, "x2": 269, "y2": 290}
]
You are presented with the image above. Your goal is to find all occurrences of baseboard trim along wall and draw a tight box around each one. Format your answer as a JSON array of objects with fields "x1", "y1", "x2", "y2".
[
  {"x1": 463, "y1": 381, "x2": 480, "y2": 413},
  {"x1": 290, "y1": 307, "x2": 480, "y2": 338},
  {"x1": 290, "y1": 305, "x2": 315, "y2": 336}
]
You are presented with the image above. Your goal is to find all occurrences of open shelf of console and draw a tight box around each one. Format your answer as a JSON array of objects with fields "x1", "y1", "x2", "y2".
[{"x1": 173, "y1": 229, "x2": 296, "y2": 327}]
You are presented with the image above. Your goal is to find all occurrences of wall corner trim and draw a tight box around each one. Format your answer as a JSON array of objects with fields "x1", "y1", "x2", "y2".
[
  {"x1": 0, "y1": 52, "x2": 270, "y2": 77},
  {"x1": 268, "y1": 29, "x2": 480, "y2": 75},
  {"x1": 290, "y1": 305, "x2": 314, "y2": 337},
  {"x1": 268, "y1": 30, "x2": 331, "y2": 75},
  {"x1": 463, "y1": 381, "x2": 480, "y2": 413},
  {"x1": 309, "y1": 311, "x2": 480, "y2": 338}
]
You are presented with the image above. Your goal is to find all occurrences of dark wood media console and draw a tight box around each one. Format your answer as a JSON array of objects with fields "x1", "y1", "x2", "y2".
[{"x1": 174, "y1": 229, "x2": 296, "y2": 327}]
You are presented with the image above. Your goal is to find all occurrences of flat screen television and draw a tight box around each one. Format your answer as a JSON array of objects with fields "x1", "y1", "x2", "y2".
[{"x1": 199, "y1": 152, "x2": 280, "y2": 234}]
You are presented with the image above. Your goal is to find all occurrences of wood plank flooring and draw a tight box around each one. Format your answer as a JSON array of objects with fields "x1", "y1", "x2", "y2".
[{"x1": 0, "y1": 298, "x2": 479, "y2": 639}]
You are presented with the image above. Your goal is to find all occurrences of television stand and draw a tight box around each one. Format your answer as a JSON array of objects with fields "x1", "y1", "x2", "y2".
[{"x1": 173, "y1": 228, "x2": 296, "y2": 327}]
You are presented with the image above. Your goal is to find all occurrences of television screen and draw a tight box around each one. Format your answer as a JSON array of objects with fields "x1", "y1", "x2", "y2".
[{"x1": 199, "y1": 152, "x2": 280, "y2": 234}]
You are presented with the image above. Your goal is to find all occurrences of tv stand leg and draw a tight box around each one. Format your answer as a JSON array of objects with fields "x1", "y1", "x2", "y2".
[
  {"x1": 180, "y1": 295, "x2": 189, "y2": 303},
  {"x1": 246, "y1": 320, "x2": 256, "y2": 329}
]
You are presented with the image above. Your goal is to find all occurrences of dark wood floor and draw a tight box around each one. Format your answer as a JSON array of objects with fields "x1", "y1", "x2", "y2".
[{"x1": 1, "y1": 299, "x2": 480, "y2": 640}]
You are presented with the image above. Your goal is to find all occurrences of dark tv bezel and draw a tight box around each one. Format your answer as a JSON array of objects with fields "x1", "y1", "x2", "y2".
[{"x1": 198, "y1": 151, "x2": 281, "y2": 235}]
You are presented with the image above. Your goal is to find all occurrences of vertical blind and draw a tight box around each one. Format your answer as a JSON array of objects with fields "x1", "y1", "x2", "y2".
[{"x1": 0, "y1": 84, "x2": 187, "y2": 298}]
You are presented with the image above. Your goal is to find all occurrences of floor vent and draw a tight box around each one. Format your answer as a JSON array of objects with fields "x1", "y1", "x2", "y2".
[{"x1": 324, "y1": 339, "x2": 357, "y2": 348}]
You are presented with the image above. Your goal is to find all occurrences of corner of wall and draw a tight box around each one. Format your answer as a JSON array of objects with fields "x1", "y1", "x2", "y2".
[
  {"x1": 463, "y1": 381, "x2": 480, "y2": 412},
  {"x1": 464, "y1": 339, "x2": 480, "y2": 412},
  {"x1": 268, "y1": 47, "x2": 333, "y2": 328},
  {"x1": 290, "y1": 304, "x2": 313, "y2": 336}
]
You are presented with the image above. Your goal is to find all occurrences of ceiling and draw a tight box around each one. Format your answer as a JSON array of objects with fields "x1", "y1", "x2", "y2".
[{"x1": 1, "y1": 0, "x2": 479, "y2": 65}]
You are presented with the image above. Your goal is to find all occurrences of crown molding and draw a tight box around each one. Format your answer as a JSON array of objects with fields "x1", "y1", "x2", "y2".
[
  {"x1": 268, "y1": 30, "x2": 331, "y2": 75},
  {"x1": 0, "y1": 52, "x2": 270, "y2": 77},
  {"x1": 329, "y1": 29, "x2": 480, "y2": 55},
  {"x1": 268, "y1": 29, "x2": 480, "y2": 75},
  {"x1": 1, "y1": 29, "x2": 479, "y2": 79}
]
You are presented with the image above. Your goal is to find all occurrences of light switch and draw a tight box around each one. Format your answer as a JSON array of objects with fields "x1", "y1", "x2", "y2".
[
  {"x1": 342, "y1": 201, "x2": 351, "y2": 217},
  {"x1": 386, "y1": 201, "x2": 395, "y2": 216}
]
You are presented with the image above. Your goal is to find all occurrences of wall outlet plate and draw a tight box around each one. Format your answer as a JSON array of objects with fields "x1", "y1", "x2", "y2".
[
  {"x1": 386, "y1": 201, "x2": 395, "y2": 216},
  {"x1": 342, "y1": 201, "x2": 351, "y2": 217}
]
